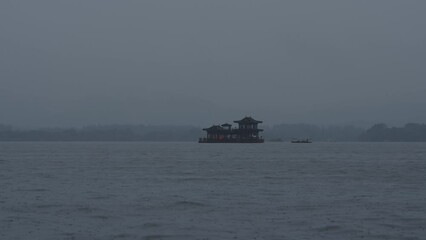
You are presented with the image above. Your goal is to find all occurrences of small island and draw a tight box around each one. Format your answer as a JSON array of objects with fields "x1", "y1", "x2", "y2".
[{"x1": 199, "y1": 116, "x2": 264, "y2": 143}]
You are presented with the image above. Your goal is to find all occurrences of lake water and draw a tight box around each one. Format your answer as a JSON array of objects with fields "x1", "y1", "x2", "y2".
[{"x1": 1, "y1": 142, "x2": 425, "y2": 240}]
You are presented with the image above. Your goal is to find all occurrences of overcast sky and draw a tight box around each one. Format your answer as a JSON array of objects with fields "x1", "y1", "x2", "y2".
[{"x1": 1, "y1": 1, "x2": 425, "y2": 127}]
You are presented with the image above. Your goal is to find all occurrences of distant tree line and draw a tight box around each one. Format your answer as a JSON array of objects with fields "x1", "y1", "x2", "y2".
[
  {"x1": 358, "y1": 123, "x2": 426, "y2": 142},
  {"x1": 2, "y1": 123, "x2": 426, "y2": 142},
  {"x1": 263, "y1": 124, "x2": 364, "y2": 142},
  {"x1": 0, "y1": 124, "x2": 202, "y2": 142}
]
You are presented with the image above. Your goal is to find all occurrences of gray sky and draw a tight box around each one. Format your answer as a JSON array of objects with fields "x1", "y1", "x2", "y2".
[{"x1": 1, "y1": 1, "x2": 425, "y2": 127}]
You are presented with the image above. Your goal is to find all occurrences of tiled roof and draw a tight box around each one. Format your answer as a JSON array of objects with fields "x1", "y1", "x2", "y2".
[
  {"x1": 233, "y1": 116, "x2": 262, "y2": 124},
  {"x1": 202, "y1": 125, "x2": 224, "y2": 131}
]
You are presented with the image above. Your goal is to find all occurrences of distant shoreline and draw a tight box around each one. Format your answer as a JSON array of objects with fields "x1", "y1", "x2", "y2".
[{"x1": 2, "y1": 123, "x2": 426, "y2": 142}]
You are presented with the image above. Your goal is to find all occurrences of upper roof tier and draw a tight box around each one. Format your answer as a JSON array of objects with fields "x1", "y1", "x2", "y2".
[
  {"x1": 202, "y1": 125, "x2": 224, "y2": 131},
  {"x1": 233, "y1": 116, "x2": 263, "y2": 124}
]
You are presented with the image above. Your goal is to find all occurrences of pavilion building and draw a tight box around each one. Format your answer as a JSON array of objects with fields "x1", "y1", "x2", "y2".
[{"x1": 199, "y1": 116, "x2": 264, "y2": 143}]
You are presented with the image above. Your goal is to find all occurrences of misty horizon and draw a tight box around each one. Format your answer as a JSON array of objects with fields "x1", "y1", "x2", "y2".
[
  {"x1": 1, "y1": 1, "x2": 425, "y2": 128},
  {"x1": 2, "y1": 118, "x2": 425, "y2": 130}
]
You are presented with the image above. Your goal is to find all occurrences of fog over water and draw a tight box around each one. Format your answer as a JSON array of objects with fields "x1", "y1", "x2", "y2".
[{"x1": 1, "y1": 1, "x2": 425, "y2": 127}]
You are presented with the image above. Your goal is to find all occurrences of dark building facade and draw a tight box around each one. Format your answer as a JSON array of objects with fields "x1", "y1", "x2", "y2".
[{"x1": 199, "y1": 117, "x2": 264, "y2": 143}]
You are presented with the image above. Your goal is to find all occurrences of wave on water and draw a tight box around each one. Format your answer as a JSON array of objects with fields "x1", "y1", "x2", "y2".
[{"x1": 1, "y1": 142, "x2": 426, "y2": 239}]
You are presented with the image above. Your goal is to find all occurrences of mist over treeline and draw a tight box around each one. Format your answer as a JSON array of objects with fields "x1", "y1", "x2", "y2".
[
  {"x1": 264, "y1": 124, "x2": 364, "y2": 142},
  {"x1": 359, "y1": 123, "x2": 426, "y2": 142},
  {"x1": 2, "y1": 122, "x2": 426, "y2": 142},
  {"x1": 0, "y1": 124, "x2": 201, "y2": 142}
]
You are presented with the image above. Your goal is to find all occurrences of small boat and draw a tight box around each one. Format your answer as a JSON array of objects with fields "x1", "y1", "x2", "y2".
[{"x1": 291, "y1": 138, "x2": 312, "y2": 143}]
